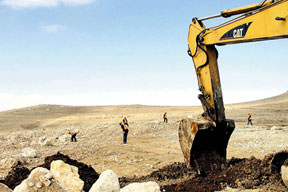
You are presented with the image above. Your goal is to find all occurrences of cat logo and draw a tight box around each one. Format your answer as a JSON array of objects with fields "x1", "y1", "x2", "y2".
[
  {"x1": 220, "y1": 22, "x2": 252, "y2": 40},
  {"x1": 233, "y1": 28, "x2": 244, "y2": 38}
]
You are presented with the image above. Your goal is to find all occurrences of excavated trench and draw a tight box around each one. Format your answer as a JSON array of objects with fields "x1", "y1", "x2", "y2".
[{"x1": 1, "y1": 151, "x2": 287, "y2": 192}]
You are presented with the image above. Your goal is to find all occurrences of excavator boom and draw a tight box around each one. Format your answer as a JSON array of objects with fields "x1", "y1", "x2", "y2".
[{"x1": 179, "y1": 0, "x2": 288, "y2": 174}]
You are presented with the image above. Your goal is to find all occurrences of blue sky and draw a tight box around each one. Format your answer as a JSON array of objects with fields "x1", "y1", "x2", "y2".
[{"x1": 0, "y1": 0, "x2": 286, "y2": 111}]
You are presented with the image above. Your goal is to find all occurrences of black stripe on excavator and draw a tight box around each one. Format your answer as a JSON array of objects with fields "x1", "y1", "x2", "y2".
[{"x1": 220, "y1": 22, "x2": 252, "y2": 40}]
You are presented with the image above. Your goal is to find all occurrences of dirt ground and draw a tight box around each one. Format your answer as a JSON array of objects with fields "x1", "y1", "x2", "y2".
[{"x1": 0, "y1": 91, "x2": 287, "y2": 191}]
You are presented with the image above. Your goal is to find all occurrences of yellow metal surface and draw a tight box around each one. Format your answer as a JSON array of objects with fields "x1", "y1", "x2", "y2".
[
  {"x1": 187, "y1": 21, "x2": 205, "y2": 56},
  {"x1": 221, "y1": 0, "x2": 273, "y2": 17},
  {"x1": 188, "y1": 21, "x2": 213, "y2": 107},
  {"x1": 188, "y1": 0, "x2": 288, "y2": 123},
  {"x1": 205, "y1": 0, "x2": 288, "y2": 45},
  {"x1": 188, "y1": 20, "x2": 224, "y2": 122}
]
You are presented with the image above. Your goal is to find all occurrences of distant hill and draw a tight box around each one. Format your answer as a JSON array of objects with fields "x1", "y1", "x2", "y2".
[
  {"x1": 229, "y1": 91, "x2": 288, "y2": 107},
  {"x1": 0, "y1": 91, "x2": 286, "y2": 132}
]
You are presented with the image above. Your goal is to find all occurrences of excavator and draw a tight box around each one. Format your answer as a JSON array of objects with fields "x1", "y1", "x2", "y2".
[{"x1": 179, "y1": 0, "x2": 288, "y2": 176}]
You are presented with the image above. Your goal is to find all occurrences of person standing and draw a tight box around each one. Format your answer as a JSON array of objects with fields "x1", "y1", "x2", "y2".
[
  {"x1": 163, "y1": 112, "x2": 168, "y2": 123},
  {"x1": 247, "y1": 113, "x2": 253, "y2": 126},
  {"x1": 119, "y1": 120, "x2": 129, "y2": 144}
]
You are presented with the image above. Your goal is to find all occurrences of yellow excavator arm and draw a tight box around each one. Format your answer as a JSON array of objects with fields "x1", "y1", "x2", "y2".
[
  {"x1": 189, "y1": 0, "x2": 288, "y2": 123},
  {"x1": 179, "y1": 0, "x2": 288, "y2": 175}
]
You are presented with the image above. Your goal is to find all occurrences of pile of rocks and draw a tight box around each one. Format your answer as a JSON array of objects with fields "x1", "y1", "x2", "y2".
[{"x1": 1, "y1": 160, "x2": 160, "y2": 192}]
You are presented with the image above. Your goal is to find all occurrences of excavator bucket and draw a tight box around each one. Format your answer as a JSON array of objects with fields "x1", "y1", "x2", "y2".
[{"x1": 179, "y1": 118, "x2": 235, "y2": 175}]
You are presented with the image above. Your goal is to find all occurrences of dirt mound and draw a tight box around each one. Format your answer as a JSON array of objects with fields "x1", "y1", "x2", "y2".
[
  {"x1": 147, "y1": 162, "x2": 196, "y2": 181},
  {"x1": 162, "y1": 156, "x2": 286, "y2": 192},
  {"x1": 0, "y1": 152, "x2": 99, "y2": 191},
  {"x1": 38, "y1": 152, "x2": 99, "y2": 192},
  {"x1": 120, "y1": 162, "x2": 196, "y2": 187},
  {"x1": 121, "y1": 154, "x2": 288, "y2": 192}
]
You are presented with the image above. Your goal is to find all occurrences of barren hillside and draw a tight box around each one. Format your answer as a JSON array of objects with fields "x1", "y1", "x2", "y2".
[
  {"x1": 0, "y1": 91, "x2": 287, "y2": 132},
  {"x1": 0, "y1": 91, "x2": 287, "y2": 191}
]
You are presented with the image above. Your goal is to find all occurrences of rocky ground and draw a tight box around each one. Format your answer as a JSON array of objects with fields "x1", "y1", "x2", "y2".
[{"x1": 0, "y1": 92, "x2": 287, "y2": 191}]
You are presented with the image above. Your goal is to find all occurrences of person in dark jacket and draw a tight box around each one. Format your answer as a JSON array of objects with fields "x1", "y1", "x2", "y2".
[
  {"x1": 119, "y1": 121, "x2": 129, "y2": 144},
  {"x1": 163, "y1": 112, "x2": 168, "y2": 123},
  {"x1": 247, "y1": 113, "x2": 253, "y2": 126}
]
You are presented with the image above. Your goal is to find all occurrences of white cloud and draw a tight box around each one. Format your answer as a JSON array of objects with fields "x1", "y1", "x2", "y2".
[
  {"x1": 1, "y1": 0, "x2": 58, "y2": 8},
  {"x1": 41, "y1": 24, "x2": 66, "y2": 33},
  {"x1": 1, "y1": 0, "x2": 94, "y2": 8},
  {"x1": 62, "y1": 0, "x2": 93, "y2": 6}
]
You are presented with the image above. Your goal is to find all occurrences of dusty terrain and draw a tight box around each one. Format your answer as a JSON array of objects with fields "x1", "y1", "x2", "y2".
[{"x1": 0, "y1": 91, "x2": 287, "y2": 191}]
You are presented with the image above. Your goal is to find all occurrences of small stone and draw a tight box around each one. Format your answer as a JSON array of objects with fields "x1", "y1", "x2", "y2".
[
  {"x1": 58, "y1": 135, "x2": 69, "y2": 143},
  {"x1": 30, "y1": 140, "x2": 37, "y2": 145},
  {"x1": 36, "y1": 182, "x2": 42, "y2": 188},
  {"x1": 45, "y1": 172, "x2": 53, "y2": 179},
  {"x1": 28, "y1": 182, "x2": 34, "y2": 187},
  {"x1": 39, "y1": 174, "x2": 52, "y2": 186},
  {"x1": 43, "y1": 179, "x2": 51, "y2": 187},
  {"x1": 21, "y1": 147, "x2": 38, "y2": 158},
  {"x1": 39, "y1": 136, "x2": 53, "y2": 146}
]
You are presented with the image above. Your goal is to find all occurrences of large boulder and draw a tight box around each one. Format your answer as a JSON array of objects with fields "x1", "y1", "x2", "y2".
[
  {"x1": 89, "y1": 170, "x2": 120, "y2": 192},
  {"x1": 50, "y1": 160, "x2": 84, "y2": 192},
  {"x1": 21, "y1": 148, "x2": 38, "y2": 158},
  {"x1": 120, "y1": 181, "x2": 160, "y2": 192},
  {"x1": 0, "y1": 183, "x2": 12, "y2": 192},
  {"x1": 13, "y1": 167, "x2": 66, "y2": 192},
  {"x1": 39, "y1": 152, "x2": 99, "y2": 192},
  {"x1": 281, "y1": 163, "x2": 288, "y2": 188}
]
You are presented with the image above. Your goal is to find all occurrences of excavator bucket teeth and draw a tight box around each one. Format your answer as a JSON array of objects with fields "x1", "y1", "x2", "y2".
[{"x1": 179, "y1": 118, "x2": 234, "y2": 174}]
